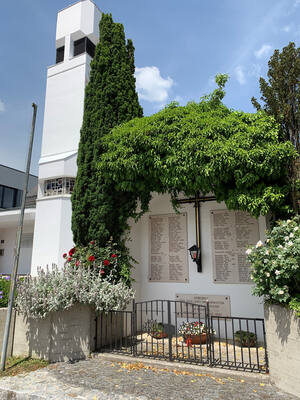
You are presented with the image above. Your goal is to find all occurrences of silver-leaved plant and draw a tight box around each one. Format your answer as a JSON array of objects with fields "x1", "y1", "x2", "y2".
[{"x1": 15, "y1": 265, "x2": 135, "y2": 318}]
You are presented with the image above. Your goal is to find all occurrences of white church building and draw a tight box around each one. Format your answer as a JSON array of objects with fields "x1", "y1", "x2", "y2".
[{"x1": 0, "y1": 0, "x2": 267, "y2": 319}]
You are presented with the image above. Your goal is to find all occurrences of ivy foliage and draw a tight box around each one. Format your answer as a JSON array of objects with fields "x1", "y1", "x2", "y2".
[
  {"x1": 71, "y1": 13, "x2": 143, "y2": 247},
  {"x1": 98, "y1": 75, "x2": 297, "y2": 223}
]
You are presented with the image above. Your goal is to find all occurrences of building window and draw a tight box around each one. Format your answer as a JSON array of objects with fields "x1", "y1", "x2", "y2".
[
  {"x1": 74, "y1": 37, "x2": 95, "y2": 58},
  {"x1": 0, "y1": 185, "x2": 22, "y2": 209},
  {"x1": 0, "y1": 250, "x2": 4, "y2": 256},
  {"x1": 56, "y1": 46, "x2": 65, "y2": 63},
  {"x1": 44, "y1": 177, "x2": 75, "y2": 197}
]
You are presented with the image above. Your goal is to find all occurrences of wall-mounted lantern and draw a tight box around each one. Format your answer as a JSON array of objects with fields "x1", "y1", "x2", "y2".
[{"x1": 188, "y1": 245, "x2": 202, "y2": 272}]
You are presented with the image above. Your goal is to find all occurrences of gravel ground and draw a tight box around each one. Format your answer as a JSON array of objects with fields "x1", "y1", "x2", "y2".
[{"x1": 0, "y1": 356, "x2": 298, "y2": 400}]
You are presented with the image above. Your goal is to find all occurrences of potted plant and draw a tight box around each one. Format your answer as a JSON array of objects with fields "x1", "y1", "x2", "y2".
[
  {"x1": 234, "y1": 330, "x2": 257, "y2": 347},
  {"x1": 143, "y1": 319, "x2": 168, "y2": 339},
  {"x1": 178, "y1": 321, "x2": 214, "y2": 345}
]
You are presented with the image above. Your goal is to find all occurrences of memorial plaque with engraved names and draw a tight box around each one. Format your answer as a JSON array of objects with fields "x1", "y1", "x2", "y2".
[
  {"x1": 211, "y1": 210, "x2": 260, "y2": 284},
  {"x1": 176, "y1": 294, "x2": 231, "y2": 317},
  {"x1": 149, "y1": 213, "x2": 189, "y2": 283}
]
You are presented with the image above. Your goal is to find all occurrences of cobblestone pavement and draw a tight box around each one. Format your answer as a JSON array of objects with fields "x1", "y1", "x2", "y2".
[{"x1": 0, "y1": 356, "x2": 298, "y2": 400}]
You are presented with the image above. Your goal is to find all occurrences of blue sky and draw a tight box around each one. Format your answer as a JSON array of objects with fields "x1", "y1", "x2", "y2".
[{"x1": 1, "y1": 0, "x2": 300, "y2": 175}]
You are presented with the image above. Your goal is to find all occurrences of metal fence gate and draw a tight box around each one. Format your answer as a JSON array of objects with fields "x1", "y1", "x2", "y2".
[{"x1": 95, "y1": 299, "x2": 268, "y2": 373}]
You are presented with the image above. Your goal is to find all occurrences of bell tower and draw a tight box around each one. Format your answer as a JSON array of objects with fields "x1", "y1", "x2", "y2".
[{"x1": 31, "y1": 0, "x2": 101, "y2": 273}]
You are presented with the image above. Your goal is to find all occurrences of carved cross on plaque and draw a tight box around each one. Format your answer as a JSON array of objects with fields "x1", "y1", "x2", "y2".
[{"x1": 176, "y1": 193, "x2": 216, "y2": 272}]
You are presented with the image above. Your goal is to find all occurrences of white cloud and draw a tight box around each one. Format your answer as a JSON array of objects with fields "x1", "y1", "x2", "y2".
[
  {"x1": 294, "y1": 0, "x2": 300, "y2": 7},
  {"x1": 0, "y1": 99, "x2": 5, "y2": 112},
  {"x1": 254, "y1": 44, "x2": 272, "y2": 59},
  {"x1": 248, "y1": 63, "x2": 262, "y2": 78},
  {"x1": 282, "y1": 25, "x2": 292, "y2": 32},
  {"x1": 234, "y1": 66, "x2": 246, "y2": 85},
  {"x1": 135, "y1": 66, "x2": 174, "y2": 103}
]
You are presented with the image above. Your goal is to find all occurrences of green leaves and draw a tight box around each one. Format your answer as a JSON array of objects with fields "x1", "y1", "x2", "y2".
[
  {"x1": 98, "y1": 89, "x2": 297, "y2": 219},
  {"x1": 251, "y1": 42, "x2": 300, "y2": 213},
  {"x1": 247, "y1": 216, "x2": 300, "y2": 311},
  {"x1": 71, "y1": 13, "x2": 143, "y2": 250}
]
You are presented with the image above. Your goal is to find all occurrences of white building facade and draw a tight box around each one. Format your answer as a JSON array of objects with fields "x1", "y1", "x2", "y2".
[{"x1": 30, "y1": 0, "x2": 102, "y2": 274}]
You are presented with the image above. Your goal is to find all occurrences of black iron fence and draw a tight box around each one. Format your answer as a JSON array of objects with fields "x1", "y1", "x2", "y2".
[{"x1": 95, "y1": 299, "x2": 268, "y2": 373}]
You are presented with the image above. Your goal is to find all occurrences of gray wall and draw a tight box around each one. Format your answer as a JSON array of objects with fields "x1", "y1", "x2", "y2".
[
  {"x1": 265, "y1": 304, "x2": 300, "y2": 398},
  {"x1": 0, "y1": 309, "x2": 16, "y2": 356},
  {"x1": 12, "y1": 304, "x2": 96, "y2": 362},
  {"x1": 0, "y1": 165, "x2": 37, "y2": 193}
]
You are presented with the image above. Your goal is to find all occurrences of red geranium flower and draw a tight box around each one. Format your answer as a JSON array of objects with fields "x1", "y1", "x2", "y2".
[
  {"x1": 75, "y1": 260, "x2": 80, "y2": 267},
  {"x1": 103, "y1": 259, "x2": 110, "y2": 266},
  {"x1": 69, "y1": 247, "x2": 76, "y2": 256},
  {"x1": 111, "y1": 254, "x2": 117, "y2": 258},
  {"x1": 63, "y1": 253, "x2": 67, "y2": 258},
  {"x1": 100, "y1": 269, "x2": 105, "y2": 275},
  {"x1": 90, "y1": 241, "x2": 95, "y2": 245},
  {"x1": 68, "y1": 257, "x2": 72, "y2": 262},
  {"x1": 89, "y1": 255, "x2": 95, "y2": 262}
]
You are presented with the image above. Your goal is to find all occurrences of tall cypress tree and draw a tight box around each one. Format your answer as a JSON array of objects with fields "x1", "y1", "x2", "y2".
[
  {"x1": 252, "y1": 42, "x2": 300, "y2": 214},
  {"x1": 71, "y1": 14, "x2": 143, "y2": 246}
]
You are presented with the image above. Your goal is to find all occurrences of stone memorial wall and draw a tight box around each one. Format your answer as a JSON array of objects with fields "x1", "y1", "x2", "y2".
[
  {"x1": 211, "y1": 210, "x2": 259, "y2": 284},
  {"x1": 149, "y1": 213, "x2": 188, "y2": 283}
]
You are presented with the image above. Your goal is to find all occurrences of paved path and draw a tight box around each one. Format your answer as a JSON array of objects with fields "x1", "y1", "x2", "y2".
[{"x1": 0, "y1": 355, "x2": 298, "y2": 400}]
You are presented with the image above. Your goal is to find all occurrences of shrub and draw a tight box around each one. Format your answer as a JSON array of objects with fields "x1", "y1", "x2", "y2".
[
  {"x1": 0, "y1": 276, "x2": 11, "y2": 307},
  {"x1": 62, "y1": 239, "x2": 134, "y2": 286},
  {"x1": 247, "y1": 216, "x2": 300, "y2": 313},
  {"x1": 234, "y1": 330, "x2": 257, "y2": 347},
  {"x1": 15, "y1": 265, "x2": 135, "y2": 319}
]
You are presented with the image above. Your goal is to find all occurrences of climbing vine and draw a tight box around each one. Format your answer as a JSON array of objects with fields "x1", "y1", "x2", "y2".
[{"x1": 97, "y1": 76, "x2": 297, "y2": 241}]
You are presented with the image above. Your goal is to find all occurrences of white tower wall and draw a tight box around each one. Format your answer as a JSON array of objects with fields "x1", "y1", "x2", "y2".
[{"x1": 31, "y1": 0, "x2": 101, "y2": 274}]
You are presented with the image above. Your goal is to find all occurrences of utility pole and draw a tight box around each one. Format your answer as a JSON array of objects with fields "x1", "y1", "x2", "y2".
[{"x1": 1, "y1": 103, "x2": 37, "y2": 371}]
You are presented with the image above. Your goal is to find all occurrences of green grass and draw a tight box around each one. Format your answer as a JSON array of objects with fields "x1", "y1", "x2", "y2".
[{"x1": 0, "y1": 357, "x2": 49, "y2": 377}]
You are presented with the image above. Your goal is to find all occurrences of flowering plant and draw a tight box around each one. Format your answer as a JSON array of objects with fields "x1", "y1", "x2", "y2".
[
  {"x1": 62, "y1": 239, "x2": 133, "y2": 285},
  {"x1": 178, "y1": 321, "x2": 215, "y2": 336},
  {"x1": 247, "y1": 216, "x2": 300, "y2": 316},
  {"x1": 15, "y1": 265, "x2": 135, "y2": 318}
]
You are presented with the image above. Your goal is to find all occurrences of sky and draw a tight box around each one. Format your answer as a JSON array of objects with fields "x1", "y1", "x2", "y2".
[{"x1": 1, "y1": 0, "x2": 300, "y2": 175}]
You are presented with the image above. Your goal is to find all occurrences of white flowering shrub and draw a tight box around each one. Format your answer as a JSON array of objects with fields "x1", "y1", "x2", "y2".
[
  {"x1": 247, "y1": 216, "x2": 300, "y2": 315},
  {"x1": 15, "y1": 265, "x2": 135, "y2": 318}
]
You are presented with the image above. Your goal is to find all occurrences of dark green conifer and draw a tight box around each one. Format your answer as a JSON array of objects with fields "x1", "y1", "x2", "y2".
[{"x1": 71, "y1": 14, "x2": 143, "y2": 246}]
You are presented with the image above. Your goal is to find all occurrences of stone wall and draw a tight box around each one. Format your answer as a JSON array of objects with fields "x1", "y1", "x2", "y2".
[
  {"x1": 0, "y1": 308, "x2": 16, "y2": 357},
  {"x1": 264, "y1": 304, "x2": 300, "y2": 398},
  {"x1": 12, "y1": 304, "x2": 97, "y2": 362},
  {"x1": 0, "y1": 306, "x2": 131, "y2": 362}
]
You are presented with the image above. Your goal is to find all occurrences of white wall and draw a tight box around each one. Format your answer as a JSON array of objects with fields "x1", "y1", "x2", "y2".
[
  {"x1": 56, "y1": 0, "x2": 101, "y2": 47},
  {"x1": 41, "y1": 57, "x2": 88, "y2": 158},
  {"x1": 30, "y1": 1, "x2": 101, "y2": 274},
  {"x1": 128, "y1": 193, "x2": 266, "y2": 319},
  {"x1": 0, "y1": 224, "x2": 34, "y2": 274},
  {"x1": 31, "y1": 196, "x2": 73, "y2": 274}
]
